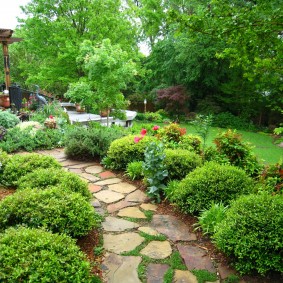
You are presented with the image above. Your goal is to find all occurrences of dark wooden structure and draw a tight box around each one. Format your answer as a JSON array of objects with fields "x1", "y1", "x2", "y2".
[{"x1": 0, "y1": 29, "x2": 22, "y2": 90}]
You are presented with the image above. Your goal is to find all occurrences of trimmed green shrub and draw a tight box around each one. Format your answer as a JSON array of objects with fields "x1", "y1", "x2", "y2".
[
  {"x1": 106, "y1": 134, "x2": 157, "y2": 169},
  {"x1": 0, "y1": 110, "x2": 20, "y2": 128},
  {"x1": 214, "y1": 129, "x2": 262, "y2": 176},
  {"x1": 214, "y1": 193, "x2": 283, "y2": 275},
  {"x1": 126, "y1": 161, "x2": 144, "y2": 180},
  {"x1": 17, "y1": 168, "x2": 91, "y2": 200},
  {"x1": 164, "y1": 149, "x2": 202, "y2": 180},
  {"x1": 171, "y1": 162, "x2": 254, "y2": 214},
  {"x1": 0, "y1": 226, "x2": 100, "y2": 283},
  {"x1": 178, "y1": 134, "x2": 202, "y2": 153},
  {"x1": 64, "y1": 124, "x2": 125, "y2": 159},
  {"x1": 2, "y1": 153, "x2": 61, "y2": 186},
  {"x1": 0, "y1": 126, "x2": 64, "y2": 153},
  {"x1": 156, "y1": 123, "x2": 186, "y2": 143},
  {"x1": 194, "y1": 203, "x2": 228, "y2": 235},
  {"x1": 0, "y1": 187, "x2": 99, "y2": 237},
  {"x1": 0, "y1": 149, "x2": 9, "y2": 174}
]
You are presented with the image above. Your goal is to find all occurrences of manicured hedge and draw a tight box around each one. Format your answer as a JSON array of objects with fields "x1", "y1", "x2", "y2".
[{"x1": 0, "y1": 226, "x2": 101, "y2": 282}]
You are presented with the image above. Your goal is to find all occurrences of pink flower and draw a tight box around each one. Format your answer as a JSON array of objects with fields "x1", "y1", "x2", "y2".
[
  {"x1": 152, "y1": 125, "x2": 160, "y2": 131},
  {"x1": 140, "y1": 128, "x2": 147, "y2": 136},
  {"x1": 134, "y1": 136, "x2": 142, "y2": 143},
  {"x1": 49, "y1": 115, "x2": 54, "y2": 119}
]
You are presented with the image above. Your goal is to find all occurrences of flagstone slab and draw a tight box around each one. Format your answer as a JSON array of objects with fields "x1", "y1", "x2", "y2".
[
  {"x1": 147, "y1": 263, "x2": 169, "y2": 283},
  {"x1": 68, "y1": 168, "x2": 83, "y2": 174},
  {"x1": 95, "y1": 178, "x2": 122, "y2": 186},
  {"x1": 91, "y1": 199, "x2": 101, "y2": 208},
  {"x1": 61, "y1": 160, "x2": 83, "y2": 166},
  {"x1": 140, "y1": 203, "x2": 157, "y2": 211},
  {"x1": 151, "y1": 215, "x2": 197, "y2": 242},
  {"x1": 107, "y1": 200, "x2": 136, "y2": 213},
  {"x1": 125, "y1": 189, "x2": 149, "y2": 203},
  {"x1": 94, "y1": 190, "x2": 124, "y2": 204},
  {"x1": 138, "y1": 226, "x2": 159, "y2": 236},
  {"x1": 217, "y1": 263, "x2": 236, "y2": 280},
  {"x1": 80, "y1": 173, "x2": 100, "y2": 182},
  {"x1": 88, "y1": 184, "x2": 102, "y2": 193},
  {"x1": 98, "y1": 171, "x2": 116, "y2": 179},
  {"x1": 118, "y1": 207, "x2": 147, "y2": 219},
  {"x1": 84, "y1": 165, "x2": 104, "y2": 174},
  {"x1": 69, "y1": 163, "x2": 97, "y2": 169},
  {"x1": 102, "y1": 253, "x2": 142, "y2": 283},
  {"x1": 173, "y1": 270, "x2": 198, "y2": 283},
  {"x1": 109, "y1": 182, "x2": 137, "y2": 194},
  {"x1": 102, "y1": 216, "x2": 139, "y2": 232},
  {"x1": 177, "y1": 244, "x2": 216, "y2": 273},
  {"x1": 104, "y1": 233, "x2": 144, "y2": 253},
  {"x1": 140, "y1": 241, "x2": 172, "y2": 259}
]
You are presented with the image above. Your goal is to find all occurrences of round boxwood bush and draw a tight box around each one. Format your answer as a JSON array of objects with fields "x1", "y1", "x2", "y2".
[
  {"x1": 17, "y1": 167, "x2": 91, "y2": 200},
  {"x1": 0, "y1": 226, "x2": 100, "y2": 283},
  {"x1": 0, "y1": 187, "x2": 100, "y2": 237},
  {"x1": 171, "y1": 162, "x2": 254, "y2": 214},
  {"x1": 177, "y1": 134, "x2": 202, "y2": 153},
  {"x1": 164, "y1": 149, "x2": 202, "y2": 180},
  {"x1": 106, "y1": 134, "x2": 157, "y2": 169},
  {"x1": 0, "y1": 110, "x2": 20, "y2": 129},
  {"x1": 2, "y1": 153, "x2": 61, "y2": 186},
  {"x1": 213, "y1": 193, "x2": 283, "y2": 275}
]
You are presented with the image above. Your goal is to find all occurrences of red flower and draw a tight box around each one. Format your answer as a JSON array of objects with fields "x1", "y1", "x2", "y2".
[
  {"x1": 134, "y1": 136, "x2": 142, "y2": 143},
  {"x1": 140, "y1": 128, "x2": 147, "y2": 136},
  {"x1": 49, "y1": 115, "x2": 54, "y2": 119},
  {"x1": 152, "y1": 125, "x2": 160, "y2": 131}
]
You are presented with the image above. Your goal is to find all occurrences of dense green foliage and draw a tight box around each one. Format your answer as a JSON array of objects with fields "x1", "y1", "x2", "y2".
[
  {"x1": 17, "y1": 168, "x2": 91, "y2": 200},
  {"x1": 64, "y1": 124, "x2": 125, "y2": 159},
  {"x1": 0, "y1": 226, "x2": 100, "y2": 282},
  {"x1": 0, "y1": 187, "x2": 99, "y2": 237},
  {"x1": 1, "y1": 153, "x2": 61, "y2": 186},
  {"x1": 214, "y1": 193, "x2": 283, "y2": 275},
  {"x1": 0, "y1": 111, "x2": 20, "y2": 129},
  {"x1": 105, "y1": 134, "x2": 157, "y2": 169},
  {"x1": 0, "y1": 149, "x2": 9, "y2": 175},
  {"x1": 126, "y1": 161, "x2": 144, "y2": 180},
  {"x1": 171, "y1": 162, "x2": 254, "y2": 214},
  {"x1": 164, "y1": 149, "x2": 202, "y2": 180}
]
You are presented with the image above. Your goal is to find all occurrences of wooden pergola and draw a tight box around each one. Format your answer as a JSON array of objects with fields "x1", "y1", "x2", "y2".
[{"x1": 0, "y1": 29, "x2": 22, "y2": 90}]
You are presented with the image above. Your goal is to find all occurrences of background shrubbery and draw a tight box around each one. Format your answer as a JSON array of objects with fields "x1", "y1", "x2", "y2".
[
  {"x1": 0, "y1": 227, "x2": 100, "y2": 283},
  {"x1": 0, "y1": 187, "x2": 99, "y2": 237},
  {"x1": 0, "y1": 110, "x2": 20, "y2": 129}
]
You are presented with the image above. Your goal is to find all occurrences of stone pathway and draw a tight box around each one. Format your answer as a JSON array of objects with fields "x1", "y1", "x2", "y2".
[{"x1": 37, "y1": 148, "x2": 239, "y2": 283}]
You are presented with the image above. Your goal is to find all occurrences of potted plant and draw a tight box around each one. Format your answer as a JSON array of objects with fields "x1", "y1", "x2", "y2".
[{"x1": 0, "y1": 90, "x2": 10, "y2": 108}]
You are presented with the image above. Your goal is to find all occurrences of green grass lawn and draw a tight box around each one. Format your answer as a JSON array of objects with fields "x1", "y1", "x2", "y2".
[{"x1": 133, "y1": 121, "x2": 283, "y2": 165}]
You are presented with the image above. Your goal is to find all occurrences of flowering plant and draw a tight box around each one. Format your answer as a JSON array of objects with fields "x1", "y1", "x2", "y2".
[
  {"x1": 134, "y1": 125, "x2": 159, "y2": 143},
  {"x1": 44, "y1": 115, "x2": 57, "y2": 129}
]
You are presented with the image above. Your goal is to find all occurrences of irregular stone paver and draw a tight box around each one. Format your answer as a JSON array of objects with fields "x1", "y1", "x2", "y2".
[
  {"x1": 109, "y1": 182, "x2": 137, "y2": 194},
  {"x1": 140, "y1": 241, "x2": 172, "y2": 259},
  {"x1": 102, "y1": 216, "x2": 139, "y2": 232},
  {"x1": 61, "y1": 160, "x2": 82, "y2": 166},
  {"x1": 177, "y1": 244, "x2": 216, "y2": 273},
  {"x1": 95, "y1": 178, "x2": 122, "y2": 186},
  {"x1": 85, "y1": 165, "x2": 103, "y2": 174},
  {"x1": 68, "y1": 163, "x2": 96, "y2": 169},
  {"x1": 140, "y1": 203, "x2": 157, "y2": 211},
  {"x1": 151, "y1": 215, "x2": 197, "y2": 242},
  {"x1": 80, "y1": 173, "x2": 100, "y2": 182},
  {"x1": 104, "y1": 233, "x2": 144, "y2": 253},
  {"x1": 147, "y1": 263, "x2": 169, "y2": 283},
  {"x1": 217, "y1": 263, "x2": 237, "y2": 280},
  {"x1": 88, "y1": 183, "x2": 102, "y2": 193},
  {"x1": 98, "y1": 171, "x2": 116, "y2": 179},
  {"x1": 125, "y1": 189, "x2": 149, "y2": 203},
  {"x1": 138, "y1": 226, "x2": 159, "y2": 236},
  {"x1": 118, "y1": 207, "x2": 147, "y2": 219},
  {"x1": 95, "y1": 207, "x2": 106, "y2": 216},
  {"x1": 94, "y1": 190, "x2": 124, "y2": 204},
  {"x1": 173, "y1": 270, "x2": 198, "y2": 283},
  {"x1": 102, "y1": 253, "x2": 142, "y2": 283},
  {"x1": 107, "y1": 200, "x2": 136, "y2": 213},
  {"x1": 91, "y1": 199, "x2": 101, "y2": 208},
  {"x1": 68, "y1": 168, "x2": 83, "y2": 173}
]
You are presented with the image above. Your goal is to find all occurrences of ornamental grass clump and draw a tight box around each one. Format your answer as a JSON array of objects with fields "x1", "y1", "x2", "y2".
[
  {"x1": 0, "y1": 226, "x2": 101, "y2": 283},
  {"x1": 171, "y1": 162, "x2": 254, "y2": 214},
  {"x1": 17, "y1": 167, "x2": 91, "y2": 200},
  {"x1": 0, "y1": 187, "x2": 100, "y2": 237},
  {"x1": 213, "y1": 193, "x2": 283, "y2": 275}
]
